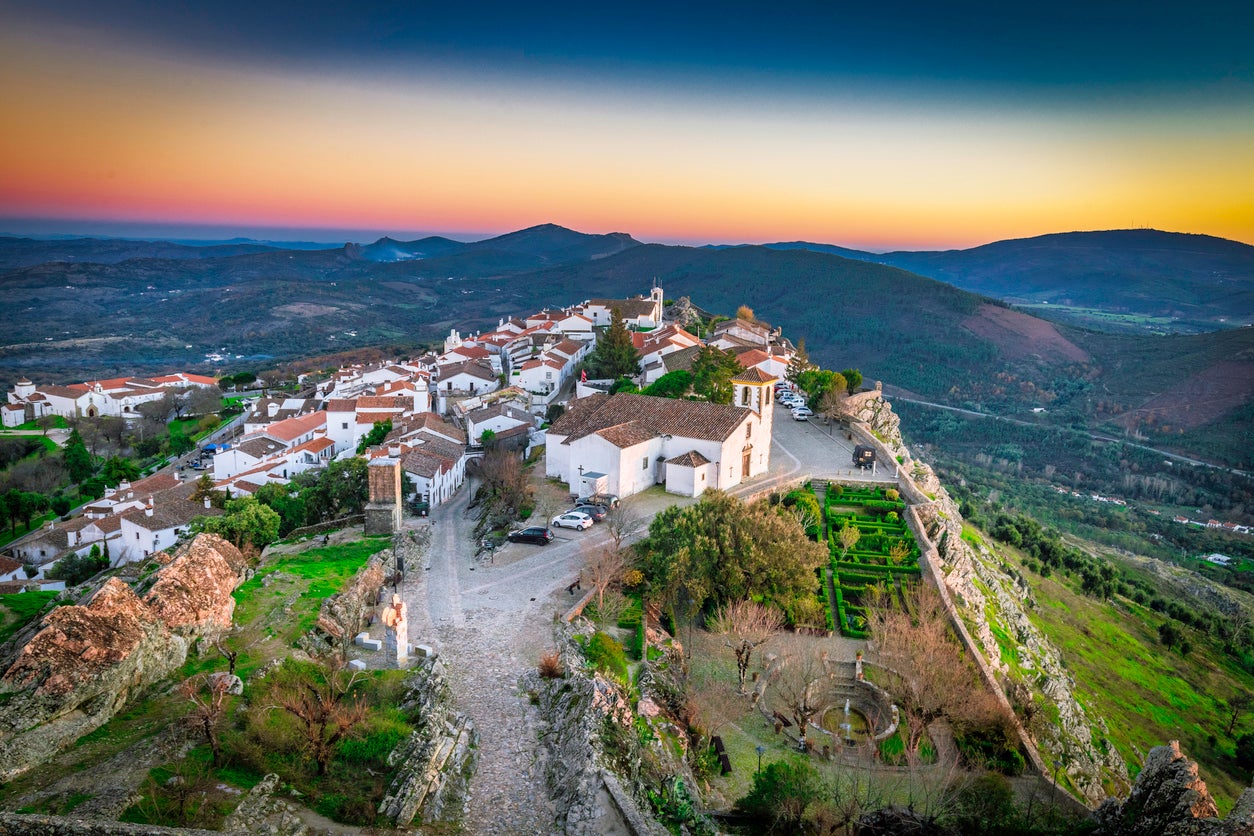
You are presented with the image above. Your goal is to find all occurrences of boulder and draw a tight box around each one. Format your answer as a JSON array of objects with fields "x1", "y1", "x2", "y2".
[
  {"x1": 1091, "y1": 741, "x2": 1254, "y2": 836},
  {"x1": 144, "y1": 534, "x2": 249, "y2": 637}
]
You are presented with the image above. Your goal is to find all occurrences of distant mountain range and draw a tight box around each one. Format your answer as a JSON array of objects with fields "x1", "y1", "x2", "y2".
[
  {"x1": 714, "y1": 230, "x2": 1254, "y2": 333},
  {"x1": 1, "y1": 223, "x2": 1250, "y2": 465}
]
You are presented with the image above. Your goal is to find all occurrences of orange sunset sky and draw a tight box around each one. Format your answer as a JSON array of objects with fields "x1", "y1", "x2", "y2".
[{"x1": 2, "y1": 2, "x2": 1252, "y2": 250}]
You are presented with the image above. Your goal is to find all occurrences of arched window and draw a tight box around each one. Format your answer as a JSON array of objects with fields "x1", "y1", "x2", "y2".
[{"x1": 741, "y1": 386, "x2": 750, "y2": 406}]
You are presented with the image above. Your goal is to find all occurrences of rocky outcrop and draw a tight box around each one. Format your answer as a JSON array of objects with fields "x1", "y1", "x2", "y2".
[
  {"x1": 143, "y1": 534, "x2": 249, "y2": 638},
  {"x1": 377, "y1": 659, "x2": 478, "y2": 827},
  {"x1": 221, "y1": 773, "x2": 309, "y2": 836},
  {"x1": 857, "y1": 390, "x2": 1128, "y2": 805},
  {"x1": 1092, "y1": 741, "x2": 1254, "y2": 836},
  {"x1": 0, "y1": 534, "x2": 250, "y2": 780}
]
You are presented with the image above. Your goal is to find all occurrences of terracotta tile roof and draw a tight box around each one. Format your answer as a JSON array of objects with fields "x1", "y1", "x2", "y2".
[
  {"x1": 290, "y1": 437, "x2": 335, "y2": 454},
  {"x1": 236, "y1": 437, "x2": 287, "y2": 459},
  {"x1": 665, "y1": 450, "x2": 711, "y2": 467},
  {"x1": 401, "y1": 447, "x2": 448, "y2": 478},
  {"x1": 585, "y1": 298, "x2": 657, "y2": 318},
  {"x1": 548, "y1": 392, "x2": 750, "y2": 444},
  {"x1": 447, "y1": 345, "x2": 492, "y2": 360},
  {"x1": 356, "y1": 396, "x2": 408, "y2": 410},
  {"x1": 0, "y1": 555, "x2": 22, "y2": 574},
  {"x1": 661, "y1": 346, "x2": 701, "y2": 373},
  {"x1": 123, "y1": 500, "x2": 221, "y2": 532},
  {"x1": 438, "y1": 360, "x2": 496, "y2": 382},
  {"x1": 325, "y1": 398, "x2": 357, "y2": 412},
  {"x1": 596, "y1": 421, "x2": 657, "y2": 448},
  {"x1": 131, "y1": 472, "x2": 180, "y2": 495},
  {"x1": 263, "y1": 411, "x2": 326, "y2": 442},
  {"x1": 551, "y1": 339, "x2": 586, "y2": 356},
  {"x1": 736, "y1": 349, "x2": 771, "y2": 368},
  {"x1": 39, "y1": 385, "x2": 83, "y2": 399},
  {"x1": 731, "y1": 367, "x2": 778, "y2": 384}
]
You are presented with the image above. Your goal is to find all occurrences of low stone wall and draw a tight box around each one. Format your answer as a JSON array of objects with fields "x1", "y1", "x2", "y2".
[
  {"x1": 0, "y1": 814, "x2": 219, "y2": 835},
  {"x1": 905, "y1": 504, "x2": 1050, "y2": 780},
  {"x1": 285, "y1": 514, "x2": 365, "y2": 540}
]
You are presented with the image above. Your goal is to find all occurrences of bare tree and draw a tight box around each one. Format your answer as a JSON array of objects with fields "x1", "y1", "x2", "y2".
[
  {"x1": 584, "y1": 543, "x2": 628, "y2": 611},
  {"x1": 770, "y1": 639, "x2": 826, "y2": 751},
  {"x1": 180, "y1": 674, "x2": 231, "y2": 766},
  {"x1": 865, "y1": 583, "x2": 1011, "y2": 760},
  {"x1": 187, "y1": 385, "x2": 224, "y2": 418},
  {"x1": 603, "y1": 503, "x2": 644, "y2": 551},
  {"x1": 819, "y1": 386, "x2": 850, "y2": 426},
  {"x1": 708, "y1": 599, "x2": 784, "y2": 694},
  {"x1": 272, "y1": 659, "x2": 368, "y2": 775},
  {"x1": 1226, "y1": 692, "x2": 1253, "y2": 737},
  {"x1": 215, "y1": 637, "x2": 239, "y2": 676}
]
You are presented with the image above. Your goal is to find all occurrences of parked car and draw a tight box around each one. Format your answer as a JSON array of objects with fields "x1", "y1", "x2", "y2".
[
  {"x1": 572, "y1": 504, "x2": 607, "y2": 522},
  {"x1": 506, "y1": 526, "x2": 555, "y2": 545},
  {"x1": 791, "y1": 406, "x2": 814, "y2": 420},
  {"x1": 779, "y1": 396, "x2": 804, "y2": 408},
  {"x1": 575, "y1": 493, "x2": 621, "y2": 509},
  {"x1": 552, "y1": 511, "x2": 594, "y2": 531}
]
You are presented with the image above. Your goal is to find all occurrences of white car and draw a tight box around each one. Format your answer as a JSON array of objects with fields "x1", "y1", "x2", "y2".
[
  {"x1": 780, "y1": 396, "x2": 805, "y2": 408},
  {"x1": 791, "y1": 406, "x2": 814, "y2": 420},
  {"x1": 551, "y1": 511, "x2": 594, "y2": 531}
]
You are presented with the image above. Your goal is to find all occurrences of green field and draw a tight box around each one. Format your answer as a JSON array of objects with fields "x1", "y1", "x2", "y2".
[
  {"x1": 1002, "y1": 542, "x2": 1254, "y2": 812},
  {"x1": 0, "y1": 590, "x2": 57, "y2": 644}
]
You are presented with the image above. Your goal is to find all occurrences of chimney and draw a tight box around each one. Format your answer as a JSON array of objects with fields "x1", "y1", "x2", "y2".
[
  {"x1": 388, "y1": 444, "x2": 401, "y2": 457},
  {"x1": 145, "y1": 496, "x2": 154, "y2": 517}
]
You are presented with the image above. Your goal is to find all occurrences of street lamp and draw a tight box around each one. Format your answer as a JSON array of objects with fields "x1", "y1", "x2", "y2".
[{"x1": 755, "y1": 744, "x2": 766, "y2": 775}]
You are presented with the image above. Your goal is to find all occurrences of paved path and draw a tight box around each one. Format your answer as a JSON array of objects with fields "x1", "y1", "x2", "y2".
[{"x1": 396, "y1": 408, "x2": 897, "y2": 831}]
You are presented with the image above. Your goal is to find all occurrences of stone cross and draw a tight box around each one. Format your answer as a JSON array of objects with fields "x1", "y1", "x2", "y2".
[{"x1": 382, "y1": 593, "x2": 408, "y2": 668}]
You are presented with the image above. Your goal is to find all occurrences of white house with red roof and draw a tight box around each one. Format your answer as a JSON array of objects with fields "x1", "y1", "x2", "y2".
[
  {"x1": 546, "y1": 368, "x2": 777, "y2": 499},
  {"x1": 7, "y1": 371, "x2": 217, "y2": 421}
]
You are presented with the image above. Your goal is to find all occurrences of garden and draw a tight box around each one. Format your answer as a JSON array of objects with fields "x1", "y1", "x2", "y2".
[{"x1": 818, "y1": 484, "x2": 921, "y2": 639}]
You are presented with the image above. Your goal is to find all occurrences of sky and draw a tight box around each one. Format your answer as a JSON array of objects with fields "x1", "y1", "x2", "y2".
[{"x1": 1, "y1": 1, "x2": 1252, "y2": 250}]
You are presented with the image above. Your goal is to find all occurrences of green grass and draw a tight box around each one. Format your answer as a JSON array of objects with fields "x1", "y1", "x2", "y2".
[
  {"x1": 0, "y1": 590, "x2": 57, "y2": 644},
  {"x1": 1008, "y1": 545, "x2": 1254, "y2": 812}
]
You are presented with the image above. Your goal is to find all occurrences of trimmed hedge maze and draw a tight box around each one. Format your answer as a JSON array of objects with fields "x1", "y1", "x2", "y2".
[{"x1": 823, "y1": 485, "x2": 920, "y2": 638}]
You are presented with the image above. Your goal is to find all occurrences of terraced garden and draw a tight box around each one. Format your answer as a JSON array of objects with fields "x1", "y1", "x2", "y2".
[{"x1": 818, "y1": 484, "x2": 921, "y2": 638}]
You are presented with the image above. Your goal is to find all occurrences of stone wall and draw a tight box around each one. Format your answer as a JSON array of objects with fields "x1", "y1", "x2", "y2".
[{"x1": 0, "y1": 814, "x2": 220, "y2": 835}]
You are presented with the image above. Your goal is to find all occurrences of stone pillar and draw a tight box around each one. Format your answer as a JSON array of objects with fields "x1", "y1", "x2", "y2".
[
  {"x1": 382, "y1": 593, "x2": 408, "y2": 668},
  {"x1": 365, "y1": 457, "x2": 403, "y2": 536},
  {"x1": 855, "y1": 653, "x2": 864, "y2": 681}
]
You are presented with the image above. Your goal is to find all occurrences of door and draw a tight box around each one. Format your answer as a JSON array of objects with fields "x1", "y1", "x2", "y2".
[{"x1": 742, "y1": 447, "x2": 752, "y2": 479}]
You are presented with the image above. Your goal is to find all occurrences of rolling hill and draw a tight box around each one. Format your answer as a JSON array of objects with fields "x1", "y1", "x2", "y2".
[
  {"x1": 1, "y1": 224, "x2": 1250, "y2": 466},
  {"x1": 755, "y1": 229, "x2": 1254, "y2": 333}
]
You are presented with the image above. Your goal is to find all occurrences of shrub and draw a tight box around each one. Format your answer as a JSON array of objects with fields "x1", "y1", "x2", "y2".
[
  {"x1": 735, "y1": 759, "x2": 825, "y2": 830},
  {"x1": 538, "y1": 649, "x2": 565, "y2": 679},
  {"x1": 584, "y1": 631, "x2": 629, "y2": 684}
]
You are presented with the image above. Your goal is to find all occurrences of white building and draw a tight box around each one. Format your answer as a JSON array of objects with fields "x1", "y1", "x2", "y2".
[{"x1": 546, "y1": 368, "x2": 777, "y2": 499}]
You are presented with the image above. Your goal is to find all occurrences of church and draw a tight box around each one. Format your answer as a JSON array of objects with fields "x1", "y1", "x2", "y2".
[{"x1": 545, "y1": 368, "x2": 777, "y2": 499}]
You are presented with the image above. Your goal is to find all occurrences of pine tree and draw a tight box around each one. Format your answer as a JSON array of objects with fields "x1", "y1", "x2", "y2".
[
  {"x1": 691, "y1": 345, "x2": 742, "y2": 404},
  {"x1": 786, "y1": 339, "x2": 813, "y2": 385},
  {"x1": 64, "y1": 428, "x2": 93, "y2": 483},
  {"x1": 587, "y1": 307, "x2": 640, "y2": 380}
]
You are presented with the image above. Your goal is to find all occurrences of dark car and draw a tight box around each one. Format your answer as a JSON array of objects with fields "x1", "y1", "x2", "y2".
[
  {"x1": 572, "y1": 504, "x2": 607, "y2": 522},
  {"x1": 575, "y1": 493, "x2": 621, "y2": 509},
  {"x1": 506, "y1": 526, "x2": 555, "y2": 545}
]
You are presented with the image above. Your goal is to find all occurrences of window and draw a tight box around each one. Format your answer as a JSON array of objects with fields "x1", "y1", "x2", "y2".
[
  {"x1": 741, "y1": 386, "x2": 750, "y2": 405},
  {"x1": 746, "y1": 423, "x2": 752, "y2": 438},
  {"x1": 642, "y1": 456, "x2": 649, "y2": 470},
  {"x1": 341, "y1": 422, "x2": 348, "y2": 430}
]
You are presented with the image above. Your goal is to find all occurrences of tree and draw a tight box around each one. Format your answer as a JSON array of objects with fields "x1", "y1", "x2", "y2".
[
  {"x1": 690, "y1": 345, "x2": 742, "y2": 404},
  {"x1": 1159, "y1": 621, "x2": 1182, "y2": 650},
  {"x1": 709, "y1": 599, "x2": 784, "y2": 694},
  {"x1": 101, "y1": 456, "x2": 141, "y2": 486},
  {"x1": 819, "y1": 384, "x2": 850, "y2": 425},
  {"x1": 603, "y1": 503, "x2": 644, "y2": 552},
  {"x1": 796, "y1": 368, "x2": 844, "y2": 411},
  {"x1": 269, "y1": 658, "x2": 368, "y2": 776},
  {"x1": 735, "y1": 759, "x2": 826, "y2": 832},
  {"x1": 736, "y1": 304, "x2": 756, "y2": 321},
  {"x1": 584, "y1": 544, "x2": 628, "y2": 611},
  {"x1": 254, "y1": 482, "x2": 306, "y2": 536},
  {"x1": 180, "y1": 673, "x2": 232, "y2": 766},
  {"x1": 636, "y1": 490, "x2": 827, "y2": 621},
  {"x1": 193, "y1": 496, "x2": 281, "y2": 551},
  {"x1": 837, "y1": 523, "x2": 861, "y2": 559},
  {"x1": 478, "y1": 428, "x2": 497, "y2": 447},
  {"x1": 586, "y1": 307, "x2": 640, "y2": 380},
  {"x1": 167, "y1": 425, "x2": 195, "y2": 456},
  {"x1": 36, "y1": 414, "x2": 60, "y2": 435},
  {"x1": 356, "y1": 419, "x2": 393, "y2": 454},
  {"x1": 642, "y1": 370, "x2": 693, "y2": 399},
  {"x1": 48, "y1": 544, "x2": 109, "y2": 584},
  {"x1": 1236, "y1": 733, "x2": 1254, "y2": 772},
  {"x1": 841, "y1": 368, "x2": 863, "y2": 394},
  {"x1": 64, "y1": 428, "x2": 93, "y2": 483},
  {"x1": 786, "y1": 339, "x2": 813, "y2": 385},
  {"x1": 771, "y1": 638, "x2": 825, "y2": 750},
  {"x1": 1225, "y1": 693, "x2": 1253, "y2": 737},
  {"x1": 866, "y1": 583, "x2": 1012, "y2": 758},
  {"x1": 186, "y1": 385, "x2": 224, "y2": 417},
  {"x1": 473, "y1": 448, "x2": 533, "y2": 535}
]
